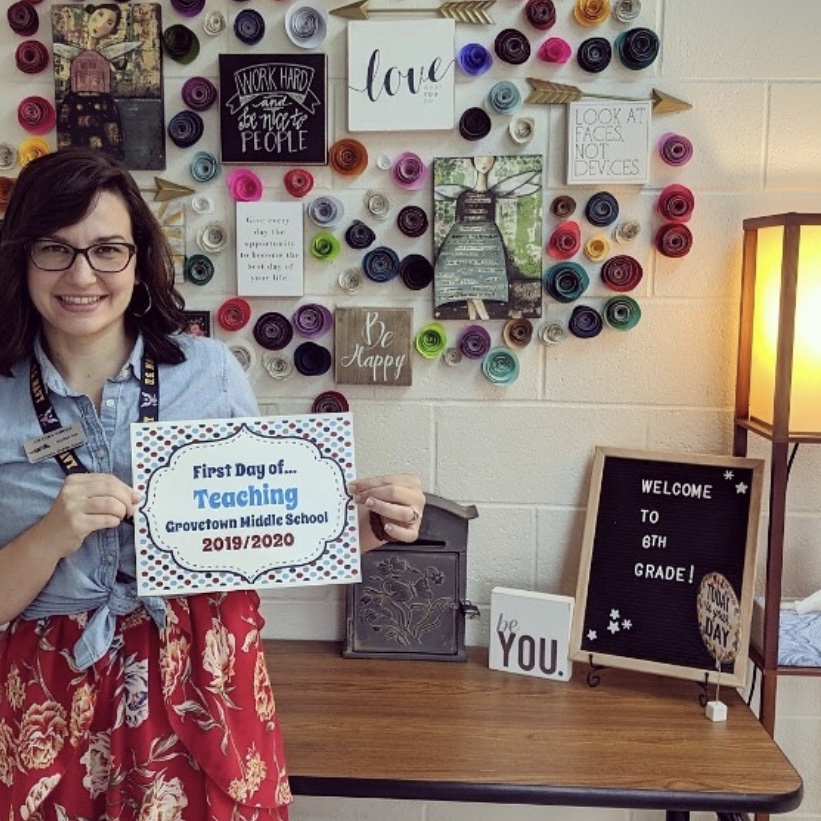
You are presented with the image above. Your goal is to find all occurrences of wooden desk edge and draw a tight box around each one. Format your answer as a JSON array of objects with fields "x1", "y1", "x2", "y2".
[{"x1": 287, "y1": 776, "x2": 803, "y2": 813}]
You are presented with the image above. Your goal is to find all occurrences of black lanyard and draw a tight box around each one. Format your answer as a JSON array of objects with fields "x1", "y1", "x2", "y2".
[{"x1": 29, "y1": 351, "x2": 159, "y2": 475}]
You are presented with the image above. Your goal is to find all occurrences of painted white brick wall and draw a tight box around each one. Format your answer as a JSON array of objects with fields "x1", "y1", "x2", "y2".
[{"x1": 3, "y1": 1, "x2": 820, "y2": 818}]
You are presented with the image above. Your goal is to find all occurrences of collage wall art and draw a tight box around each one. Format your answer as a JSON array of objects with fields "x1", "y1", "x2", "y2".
[{"x1": 3, "y1": 0, "x2": 694, "y2": 401}]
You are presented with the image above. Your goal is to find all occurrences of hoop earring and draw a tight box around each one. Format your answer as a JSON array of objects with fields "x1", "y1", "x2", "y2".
[{"x1": 130, "y1": 281, "x2": 153, "y2": 318}]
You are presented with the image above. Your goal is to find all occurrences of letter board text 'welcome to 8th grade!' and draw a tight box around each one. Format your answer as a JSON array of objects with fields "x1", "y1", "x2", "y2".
[{"x1": 570, "y1": 447, "x2": 764, "y2": 687}]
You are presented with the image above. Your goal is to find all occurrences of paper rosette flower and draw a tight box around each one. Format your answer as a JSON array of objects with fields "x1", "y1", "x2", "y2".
[
  {"x1": 311, "y1": 391, "x2": 349, "y2": 414},
  {"x1": 458, "y1": 43, "x2": 493, "y2": 76},
  {"x1": 18, "y1": 136, "x2": 50, "y2": 167},
  {"x1": 310, "y1": 231, "x2": 341, "y2": 262},
  {"x1": 604, "y1": 295, "x2": 642, "y2": 330},
  {"x1": 612, "y1": 0, "x2": 641, "y2": 22},
  {"x1": 284, "y1": 168, "x2": 315, "y2": 198},
  {"x1": 163, "y1": 24, "x2": 200, "y2": 64},
  {"x1": 547, "y1": 220, "x2": 581, "y2": 260},
  {"x1": 503, "y1": 318, "x2": 534, "y2": 349},
  {"x1": 458, "y1": 325, "x2": 492, "y2": 359},
  {"x1": 545, "y1": 262, "x2": 589, "y2": 302},
  {"x1": 415, "y1": 323, "x2": 448, "y2": 359},
  {"x1": 509, "y1": 117, "x2": 535, "y2": 145},
  {"x1": 495, "y1": 28, "x2": 531, "y2": 65},
  {"x1": 262, "y1": 351, "x2": 294, "y2": 380},
  {"x1": 196, "y1": 221, "x2": 229, "y2": 253},
  {"x1": 329, "y1": 139, "x2": 368, "y2": 177},
  {"x1": 655, "y1": 222, "x2": 693, "y2": 258},
  {"x1": 659, "y1": 132, "x2": 694, "y2": 166},
  {"x1": 396, "y1": 206, "x2": 428, "y2": 238},
  {"x1": 285, "y1": 2, "x2": 328, "y2": 49},
  {"x1": 488, "y1": 81, "x2": 522, "y2": 115},
  {"x1": 190, "y1": 151, "x2": 220, "y2": 183},
  {"x1": 217, "y1": 298, "x2": 252, "y2": 332},
  {"x1": 600, "y1": 254, "x2": 643, "y2": 291},
  {"x1": 364, "y1": 189, "x2": 391, "y2": 220},
  {"x1": 574, "y1": 0, "x2": 611, "y2": 26},
  {"x1": 392, "y1": 152, "x2": 429, "y2": 190},
  {"x1": 569, "y1": 305, "x2": 604, "y2": 338},
  {"x1": 538, "y1": 37, "x2": 572, "y2": 63},
  {"x1": 584, "y1": 235, "x2": 611, "y2": 262},
  {"x1": 293, "y1": 303, "x2": 333, "y2": 337},
  {"x1": 585, "y1": 191, "x2": 620, "y2": 227},
  {"x1": 182, "y1": 76, "x2": 218, "y2": 112},
  {"x1": 482, "y1": 347, "x2": 520, "y2": 385},
  {"x1": 363, "y1": 246, "x2": 400, "y2": 282},
  {"x1": 657, "y1": 183, "x2": 695, "y2": 223},
  {"x1": 526, "y1": 0, "x2": 557, "y2": 30},
  {"x1": 227, "y1": 168, "x2": 263, "y2": 202},
  {"x1": 616, "y1": 27, "x2": 660, "y2": 70},
  {"x1": 18, "y1": 96, "x2": 55, "y2": 135},
  {"x1": 307, "y1": 195, "x2": 344, "y2": 228}
]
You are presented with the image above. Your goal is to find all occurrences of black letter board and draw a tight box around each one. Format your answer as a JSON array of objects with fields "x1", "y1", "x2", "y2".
[
  {"x1": 570, "y1": 447, "x2": 763, "y2": 686},
  {"x1": 219, "y1": 53, "x2": 328, "y2": 165}
]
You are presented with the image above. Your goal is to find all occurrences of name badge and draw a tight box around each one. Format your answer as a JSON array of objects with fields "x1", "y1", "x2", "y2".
[{"x1": 24, "y1": 421, "x2": 87, "y2": 464}]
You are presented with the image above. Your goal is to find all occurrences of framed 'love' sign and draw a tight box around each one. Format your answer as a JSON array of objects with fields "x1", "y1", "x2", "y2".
[
  {"x1": 130, "y1": 414, "x2": 360, "y2": 596},
  {"x1": 347, "y1": 19, "x2": 455, "y2": 132}
]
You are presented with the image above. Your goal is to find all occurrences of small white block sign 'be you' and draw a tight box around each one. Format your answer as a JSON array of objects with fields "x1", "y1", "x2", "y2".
[{"x1": 489, "y1": 588, "x2": 574, "y2": 681}]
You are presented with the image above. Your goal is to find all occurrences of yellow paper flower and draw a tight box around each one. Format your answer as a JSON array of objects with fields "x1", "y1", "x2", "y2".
[
  {"x1": 574, "y1": 0, "x2": 611, "y2": 26},
  {"x1": 18, "y1": 136, "x2": 51, "y2": 167}
]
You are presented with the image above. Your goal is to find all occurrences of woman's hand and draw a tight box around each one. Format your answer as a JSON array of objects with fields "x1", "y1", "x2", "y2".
[
  {"x1": 40, "y1": 473, "x2": 141, "y2": 558},
  {"x1": 348, "y1": 474, "x2": 425, "y2": 552}
]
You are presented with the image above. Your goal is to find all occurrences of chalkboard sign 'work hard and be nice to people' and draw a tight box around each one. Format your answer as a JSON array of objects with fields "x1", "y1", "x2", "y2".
[{"x1": 570, "y1": 448, "x2": 764, "y2": 687}]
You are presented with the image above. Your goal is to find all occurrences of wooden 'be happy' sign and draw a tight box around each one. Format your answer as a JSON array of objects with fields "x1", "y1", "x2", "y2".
[
  {"x1": 570, "y1": 447, "x2": 764, "y2": 686},
  {"x1": 334, "y1": 307, "x2": 412, "y2": 386}
]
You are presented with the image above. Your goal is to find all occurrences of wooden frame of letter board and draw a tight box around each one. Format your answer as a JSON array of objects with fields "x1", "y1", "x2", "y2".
[{"x1": 570, "y1": 447, "x2": 764, "y2": 686}]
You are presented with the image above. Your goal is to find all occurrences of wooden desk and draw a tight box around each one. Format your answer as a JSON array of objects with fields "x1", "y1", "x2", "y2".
[{"x1": 266, "y1": 641, "x2": 802, "y2": 819}]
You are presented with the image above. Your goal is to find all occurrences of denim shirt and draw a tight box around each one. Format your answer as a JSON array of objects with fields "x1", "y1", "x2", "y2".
[{"x1": 0, "y1": 332, "x2": 259, "y2": 668}]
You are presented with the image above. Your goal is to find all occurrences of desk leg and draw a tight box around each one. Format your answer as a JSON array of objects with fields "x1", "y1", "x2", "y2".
[{"x1": 666, "y1": 812, "x2": 689, "y2": 821}]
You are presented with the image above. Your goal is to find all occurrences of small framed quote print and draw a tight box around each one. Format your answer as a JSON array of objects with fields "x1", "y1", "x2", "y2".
[
  {"x1": 566, "y1": 100, "x2": 651, "y2": 185},
  {"x1": 347, "y1": 19, "x2": 455, "y2": 132}
]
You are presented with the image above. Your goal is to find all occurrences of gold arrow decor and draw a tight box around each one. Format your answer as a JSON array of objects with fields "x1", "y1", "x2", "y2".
[
  {"x1": 525, "y1": 79, "x2": 692, "y2": 114},
  {"x1": 331, "y1": 0, "x2": 495, "y2": 24},
  {"x1": 147, "y1": 177, "x2": 196, "y2": 203}
]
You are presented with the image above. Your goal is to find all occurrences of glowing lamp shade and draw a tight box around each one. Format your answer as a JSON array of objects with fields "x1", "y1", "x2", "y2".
[{"x1": 739, "y1": 213, "x2": 821, "y2": 438}]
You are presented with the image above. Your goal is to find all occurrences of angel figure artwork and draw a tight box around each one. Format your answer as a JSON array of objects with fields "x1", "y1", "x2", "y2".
[
  {"x1": 52, "y1": 3, "x2": 165, "y2": 170},
  {"x1": 433, "y1": 154, "x2": 543, "y2": 321}
]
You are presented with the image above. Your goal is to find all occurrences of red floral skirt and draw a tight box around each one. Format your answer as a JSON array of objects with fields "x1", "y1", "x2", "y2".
[{"x1": 0, "y1": 591, "x2": 291, "y2": 820}]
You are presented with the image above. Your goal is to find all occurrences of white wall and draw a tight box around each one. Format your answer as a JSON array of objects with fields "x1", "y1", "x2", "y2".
[{"x1": 3, "y1": 1, "x2": 820, "y2": 819}]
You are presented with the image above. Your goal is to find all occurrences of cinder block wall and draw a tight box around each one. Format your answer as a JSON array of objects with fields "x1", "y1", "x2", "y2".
[{"x1": 2, "y1": 1, "x2": 819, "y2": 819}]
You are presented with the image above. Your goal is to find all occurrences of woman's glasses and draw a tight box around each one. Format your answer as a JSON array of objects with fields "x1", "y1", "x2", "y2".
[{"x1": 28, "y1": 240, "x2": 137, "y2": 273}]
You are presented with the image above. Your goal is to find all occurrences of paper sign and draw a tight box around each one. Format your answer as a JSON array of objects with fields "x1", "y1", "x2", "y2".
[
  {"x1": 236, "y1": 201, "x2": 304, "y2": 297},
  {"x1": 347, "y1": 19, "x2": 455, "y2": 132},
  {"x1": 130, "y1": 414, "x2": 360, "y2": 595},
  {"x1": 566, "y1": 100, "x2": 651, "y2": 185}
]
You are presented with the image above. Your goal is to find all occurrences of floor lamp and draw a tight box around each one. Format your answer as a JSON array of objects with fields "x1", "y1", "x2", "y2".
[{"x1": 733, "y1": 212, "x2": 821, "y2": 736}]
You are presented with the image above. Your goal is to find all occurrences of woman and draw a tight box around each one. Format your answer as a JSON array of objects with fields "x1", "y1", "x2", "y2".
[{"x1": 0, "y1": 148, "x2": 425, "y2": 819}]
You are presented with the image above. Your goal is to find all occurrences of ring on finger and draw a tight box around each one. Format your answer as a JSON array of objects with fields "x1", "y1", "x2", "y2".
[{"x1": 410, "y1": 506, "x2": 421, "y2": 522}]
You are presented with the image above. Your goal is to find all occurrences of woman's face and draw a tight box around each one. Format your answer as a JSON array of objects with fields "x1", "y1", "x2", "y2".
[
  {"x1": 27, "y1": 190, "x2": 138, "y2": 353},
  {"x1": 88, "y1": 8, "x2": 119, "y2": 39},
  {"x1": 473, "y1": 156, "x2": 496, "y2": 174}
]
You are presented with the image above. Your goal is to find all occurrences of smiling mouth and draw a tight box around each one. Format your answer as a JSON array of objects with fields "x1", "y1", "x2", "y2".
[{"x1": 58, "y1": 296, "x2": 105, "y2": 305}]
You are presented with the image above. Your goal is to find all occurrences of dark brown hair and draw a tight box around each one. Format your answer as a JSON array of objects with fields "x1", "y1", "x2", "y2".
[{"x1": 0, "y1": 147, "x2": 187, "y2": 375}]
